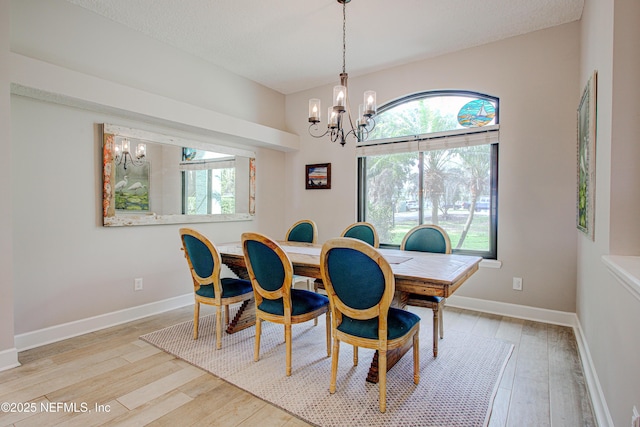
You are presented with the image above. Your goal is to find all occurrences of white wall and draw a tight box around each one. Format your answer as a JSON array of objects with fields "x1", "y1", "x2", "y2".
[
  {"x1": 10, "y1": 0, "x2": 286, "y2": 130},
  {"x1": 0, "y1": 0, "x2": 18, "y2": 369},
  {"x1": 6, "y1": 0, "x2": 289, "y2": 340},
  {"x1": 577, "y1": 0, "x2": 640, "y2": 425},
  {"x1": 285, "y1": 23, "x2": 580, "y2": 313},
  {"x1": 9, "y1": 95, "x2": 287, "y2": 335}
]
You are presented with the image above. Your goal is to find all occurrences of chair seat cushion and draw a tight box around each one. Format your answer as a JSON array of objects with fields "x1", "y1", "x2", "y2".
[
  {"x1": 408, "y1": 294, "x2": 443, "y2": 303},
  {"x1": 195, "y1": 278, "x2": 253, "y2": 299},
  {"x1": 337, "y1": 307, "x2": 420, "y2": 340},
  {"x1": 258, "y1": 289, "x2": 329, "y2": 316}
]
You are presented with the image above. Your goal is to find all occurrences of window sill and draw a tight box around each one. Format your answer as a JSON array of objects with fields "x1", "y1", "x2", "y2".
[
  {"x1": 480, "y1": 259, "x2": 502, "y2": 269},
  {"x1": 602, "y1": 255, "x2": 640, "y2": 302}
]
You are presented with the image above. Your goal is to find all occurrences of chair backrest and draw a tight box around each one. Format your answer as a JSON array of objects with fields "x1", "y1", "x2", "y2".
[
  {"x1": 320, "y1": 238, "x2": 395, "y2": 333},
  {"x1": 340, "y1": 222, "x2": 379, "y2": 248},
  {"x1": 400, "y1": 224, "x2": 452, "y2": 254},
  {"x1": 242, "y1": 232, "x2": 294, "y2": 309},
  {"x1": 285, "y1": 219, "x2": 317, "y2": 243},
  {"x1": 179, "y1": 228, "x2": 222, "y2": 295}
]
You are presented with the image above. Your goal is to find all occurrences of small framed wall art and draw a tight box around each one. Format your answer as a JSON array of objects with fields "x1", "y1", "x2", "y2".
[{"x1": 306, "y1": 163, "x2": 331, "y2": 190}]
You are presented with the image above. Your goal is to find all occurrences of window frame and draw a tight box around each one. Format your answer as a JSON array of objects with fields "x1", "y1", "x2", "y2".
[{"x1": 356, "y1": 90, "x2": 499, "y2": 259}]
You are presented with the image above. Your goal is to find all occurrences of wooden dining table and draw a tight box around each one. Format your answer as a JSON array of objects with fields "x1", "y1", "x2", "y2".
[{"x1": 217, "y1": 240, "x2": 482, "y2": 383}]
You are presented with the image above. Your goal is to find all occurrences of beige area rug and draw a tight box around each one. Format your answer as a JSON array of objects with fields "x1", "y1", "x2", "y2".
[{"x1": 141, "y1": 309, "x2": 513, "y2": 427}]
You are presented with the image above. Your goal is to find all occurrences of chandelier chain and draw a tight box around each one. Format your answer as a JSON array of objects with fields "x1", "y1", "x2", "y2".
[{"x1": 342, "y1": 0, "x2": 346, "y2": 74}]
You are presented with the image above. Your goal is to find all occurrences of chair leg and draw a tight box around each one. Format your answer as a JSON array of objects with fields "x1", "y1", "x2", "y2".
[
  {"x1": 254, "y1": 318, "x2": 262, "y2": 362},
  {"x1": 379, "y1": 350, "x2": 387, "y2": 413},
  {"x1": 439, "y1": 303, "x2": 444, "y2": 338},
  {"x1": 285, "y1": 324, "x2": 292, "y2": 376},
  {"x1": 193, "y1": 301, "x2": 200, "y2": 340},
  {"x1": 325, "y1": 312, "x2": 332, "y2": 357},
  {"x1": 432, "y1": 306, "x2": 439, "y2": 357},
  {"x1": 330, "y1": 339, "x2": 340, "y2": 394},
  {"x1": 225, "y1": 305, "x2": 230, "y2": 326},
  {"x1": 413, "y1": 331, "x2": 420, "y2": 385},
  {"x1": 353, "y1": 346, "x2": 358, "y2": 366},
  {"x1": 215, "y1": 306, "x2": 222, "y2": 350}
]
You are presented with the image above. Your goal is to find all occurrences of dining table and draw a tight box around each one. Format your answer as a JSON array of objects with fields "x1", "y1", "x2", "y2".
[{"x1": 216, "y1": 240, "x2": 482, "y2": 383}]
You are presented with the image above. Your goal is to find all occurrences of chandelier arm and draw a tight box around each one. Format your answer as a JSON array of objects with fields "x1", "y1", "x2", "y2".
[{"x1": 308, "y1": 124, "x2": 330, "y2": 139}]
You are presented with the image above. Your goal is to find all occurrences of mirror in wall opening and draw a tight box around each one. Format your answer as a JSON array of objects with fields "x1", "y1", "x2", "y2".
[{"x1": 102, "y1": 123, "x2": 256, "y2": 226}]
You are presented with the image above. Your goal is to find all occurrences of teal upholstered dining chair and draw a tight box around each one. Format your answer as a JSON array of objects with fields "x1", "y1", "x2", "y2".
[
  {"x1": 179, "y1": 228, "x2": 253, "y2": 350},
  {"x1": 285, "y1": 219, "x2": 318, "y2": 290},
  {"x1": 340, "y1": 222, "x2": 379, "y2": 248},
  {"x1": 285, "y1": 219, "x2": 318, "y2": 244},
  {"x1": 320, "y1": 237, "x2": 420, "y2": 413},
  {"x1": 241, "y1": 232, "x2": 331, "y2": 376},
  {"x1": 400, "y1": 224, "x2": 451, "y2": 357},
  {"x1": 314, "y1": 222, "x2": 379, "y2": 294}
]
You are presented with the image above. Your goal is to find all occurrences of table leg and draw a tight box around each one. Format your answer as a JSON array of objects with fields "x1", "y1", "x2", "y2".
[
  {"x1": 225, "y1": 298, "x2": 256, "y2": 334},
  {"x1": 223, "y1": 261, "x2": 257, "y2": 334},
  {"x1": 366, "y1": 291, "x2": 411, "y2": 383}
]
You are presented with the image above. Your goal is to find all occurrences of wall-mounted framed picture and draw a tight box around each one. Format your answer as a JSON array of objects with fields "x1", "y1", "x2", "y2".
[
  {"x1": 577, "y1": 70, "x2": 597, "y2": 240},
  {"x1": 306, "y1": 163, "x2": 331, "y2": 190}
]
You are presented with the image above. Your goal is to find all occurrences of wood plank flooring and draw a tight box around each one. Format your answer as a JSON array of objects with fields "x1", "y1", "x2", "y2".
[{"x1": 0, "y1": 305, "x2": 595, "y2": 426}]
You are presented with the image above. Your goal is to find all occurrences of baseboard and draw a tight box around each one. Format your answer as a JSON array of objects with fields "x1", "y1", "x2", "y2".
[
  {"x1": 447, "y1": 295, "x2": 613, "y2": 427},
  {"x1": 446, "y1": 295, "x2": 578, "y2": 326},
  {"x1": 0, "y1": 347, "x2": 21, "y2": 372},
  {"x1": 14, "y1": 293, "x2": 193, "y2": 352},
  {"x1": 573, "y1": 320, "x2": 615, "y2": 427}
]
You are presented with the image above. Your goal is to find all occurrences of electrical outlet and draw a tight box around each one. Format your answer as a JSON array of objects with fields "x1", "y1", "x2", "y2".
[
  {"x1": 512, "y1": 277, "x2": 523, "y2": 291},
  {"x1": 632, "y1": 406, "x2": 639, "y2": 427},
  {"x1": 134, "y1": 277, "x2": 143, "y2": 291}
]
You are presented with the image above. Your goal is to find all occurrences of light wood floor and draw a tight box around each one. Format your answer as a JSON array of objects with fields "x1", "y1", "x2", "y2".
[{"x1": 0, "y1": 305, "x2": 595, "y2": 427}]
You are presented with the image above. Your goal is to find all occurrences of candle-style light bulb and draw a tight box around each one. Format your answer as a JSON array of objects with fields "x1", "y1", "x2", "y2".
[
  {"x1": 309, "y1": 99, "x2": 321, "y2": 123},
  {"x1": 363, "y1": 91, "x2": 377, "y2": 117},
  {"x1": 333, "y1": 85, "x2": 347, "y2": 112},
  {"x1": 136, "y1": 143, "x2": 146, "y2": 159}
]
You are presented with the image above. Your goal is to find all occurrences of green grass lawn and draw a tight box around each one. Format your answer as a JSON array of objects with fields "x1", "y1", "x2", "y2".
[{"x1": 389, "y1": 212, "x2": 489, "y2": 251}]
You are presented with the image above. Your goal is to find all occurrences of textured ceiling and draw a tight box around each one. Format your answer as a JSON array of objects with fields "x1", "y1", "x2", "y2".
[{"x1": 65, "y1": 0, "x2": 584, "y2": 94}]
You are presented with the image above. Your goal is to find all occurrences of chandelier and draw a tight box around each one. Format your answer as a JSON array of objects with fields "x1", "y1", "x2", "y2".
[
  {"x1": 308, "y1": 0, "x2": 376, "y2": 146},
  {"x1": 115, "y1": 138, "x2": 146, "y2": 170}
]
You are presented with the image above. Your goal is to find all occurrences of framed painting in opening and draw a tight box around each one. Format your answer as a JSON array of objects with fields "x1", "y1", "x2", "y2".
[
  {"x1": 306, "y1": 163, "x2": 331, "y2": 190},
  {"x1": 115, "y1": 161, "x2": 150, "y2": 212},
  {"x1": 577, "y1": 70, "x2": 597, "y2": 240}
]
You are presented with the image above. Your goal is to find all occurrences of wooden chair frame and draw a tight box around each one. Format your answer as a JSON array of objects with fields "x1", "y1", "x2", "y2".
[
  {"x1": 242, "y1": 232, "x2": 331, "y2": 376},
  {"x1": 179, "y1": 228, "x2": 253, "y2": 349},
  {"x1": 320, "y1": 237, "x2": 420, "y2": 413},
  {"x1": 401, "y1": 224, "x2": 451, "y2": 357}
]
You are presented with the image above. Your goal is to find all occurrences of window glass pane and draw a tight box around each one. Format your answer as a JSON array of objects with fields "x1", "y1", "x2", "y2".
[
  {"x1": 184, "y1": 169, "x2": 210, "y2": 215},
  {"x1": 421, "y1": 145, "x2": 492, "y2": 252},
  {"x1": 364, "y1": 152, "x2": 419, "y2": 244},
  {"x1": 219, "y1": 168, "x2": 236, "y2": 214},
  {"x1": 183, "y1": 168, "x2": 236, "y2": 215},
  {"x1": 368, "y1": 95, "x2": 497, "y2": 141}
]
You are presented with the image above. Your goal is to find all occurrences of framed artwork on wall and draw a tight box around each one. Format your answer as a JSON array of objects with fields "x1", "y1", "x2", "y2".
[
  {"x1": 577, "y1": 70, "x2": 597, "y2": 240},
  {"x1": 114, "y1": 161, "x2": 150, "y2": 212},
  {"x1": 306, "y1": 163, "x2": 331, "y2": 190}
]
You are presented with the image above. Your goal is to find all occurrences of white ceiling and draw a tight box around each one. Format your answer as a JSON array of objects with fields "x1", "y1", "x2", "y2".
[{"x1": 65, "y1": 0, "x2": 584, "y2": 95}]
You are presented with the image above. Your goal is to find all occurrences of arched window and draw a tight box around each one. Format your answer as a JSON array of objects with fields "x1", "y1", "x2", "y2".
[{"x1": 357, "y1": 91, "x2": 499, "y2": 258}]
